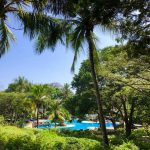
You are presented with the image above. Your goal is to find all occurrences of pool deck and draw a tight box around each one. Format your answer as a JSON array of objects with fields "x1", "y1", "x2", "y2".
[
  {"x1": 25, "y1": 119, "x2": 49, "y2": 128},
  {"x1": 82, "y1": 121, "x2": 98, "y2": 123}
]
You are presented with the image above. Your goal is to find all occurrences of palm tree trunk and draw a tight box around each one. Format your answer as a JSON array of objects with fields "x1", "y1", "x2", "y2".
[
  {"x1": 36, "y1": 106, "x2": 39, "y2": 128},
  {"x1": 86, "y1": 30, "x2": 109, "y2": 146}
]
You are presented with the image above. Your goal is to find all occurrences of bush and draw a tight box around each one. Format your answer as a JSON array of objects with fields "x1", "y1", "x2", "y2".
[
  {"x1": 130, "y1": 128, "x2": 147, "y2": 138},
  {"x1": 0, "y1": 125, "x2": 103, "y2": 150},
  {"x1": 109, "y1": 135, "x2": 124, "y2": 145},
  {"x1": 6, "y1": 135, "x2": 35, "y2": 150},
  {"x1": 113, "y1": 142, "x2": 138, "y2": 150},
  {"x1": 129, "y1": 128, "x2": 150, "y2": 149},
  {"x1": 63, "y1": 137, "x2": 103, "y2": 150},
  {"x1": 59, "y1": 130, "x2": 101, "y2": 141},
  {"x1": 0, "y1": 126, "x2": 36, "y2": 150},
  {"x1": 35, "y1": 130, "x2": 103, "y2": 150},
  {"x1": 0, "y1": 116, "x2": 4, "y2": 124}
]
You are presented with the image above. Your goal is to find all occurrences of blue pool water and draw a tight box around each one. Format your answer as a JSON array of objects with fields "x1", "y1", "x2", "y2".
[{"x1": 38, "y1": 120, "x2": 115, "y2": 130}]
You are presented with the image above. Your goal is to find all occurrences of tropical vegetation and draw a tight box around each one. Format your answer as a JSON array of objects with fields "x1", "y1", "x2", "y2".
[
  {"x1": 0, "y1": 0, "x2": 149, "y2": 149},
  {"x1": 0, "y1": 125, "x2": 150, "y2": 150}
]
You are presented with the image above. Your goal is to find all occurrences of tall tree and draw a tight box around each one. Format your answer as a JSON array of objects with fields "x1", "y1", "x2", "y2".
[
  {"x1": 98, "y1": 45, "x2": 150, "y2": 136},
  {"x1": 61, "y1": 83, "x2": 73, "y2": 101},
  {"x1": 33, "y1": 0, "x2": 124, "y2": 146},
  {"x1": 29, "y1": 84, "x2": 48, "y2": 128},
  {"x1": 71, "y1": 60, "x2": 97, "y2": 116},
  {"x1": 0, "y1": 92, "x2": 31, "y2": 124},
  {"x1": 117, "y1": 0, "x2": 149, "y2": 57},
  {"x1": 71, "y1": 45, "x2": 150, "y2": 136},
  {"x1": 6, "y1": 76, "x2": 31, "y2": 93}
]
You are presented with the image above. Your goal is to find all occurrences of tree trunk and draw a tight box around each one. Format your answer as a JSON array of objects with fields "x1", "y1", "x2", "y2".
[
  {"x1": 42, "y1": 105, "x2": 45, "y2": 118},
  {"x1": 122, "y1": 97, "x2": 135, "y2": 137},
  {"x1": 111, "y1": 119, "x2": 117, "y2": 131},
  {"x1": 125, "y1": 121, "x2": 132, "y2": 137},
  {"x1": 122, "y1": 98, "x2": 130, "y2": 137},
  {"x1": 127, "y1": 98, "x2": 135, "y2": 137},
  {"x1": 36, "y1": 106, "x2": 39, "y2": 128},
  {"x1": 86, "y1": 30, "x2": 109, "y2": 146}
]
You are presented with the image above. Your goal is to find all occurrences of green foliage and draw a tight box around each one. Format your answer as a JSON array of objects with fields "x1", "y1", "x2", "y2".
[
  {"x1": 6, "y1": 76, "x2": 31, "y2": 93},
  {"x1": 0, "y1": 115, "x2": 4, "y2": 125},
  {"x1": 63, "y1": 137, "x2": 103, "y2": 150},
  {"x1": 0, "y1": 0, "x2": 64, "y2": 57},
  {"x1": 49, "y1": 100, "x2": 71, "y2": 125},
  {"x1": 113, "y1": 142, "x2": 138, "y2": 150},
  {"x1": 0, "y1": 78, "x2": 73, "y2": 126},
  {"x1": 129, "y1": 128, "x2": 150, "y2": 150},
  {"x1": 118, "y1": 0, "x2": 149, "y2": 57},
  {"x1": 0, "y1": 125, "x2": 150, "y2": 150},
  {"x1": 99, "y1": 46, "x2": 150, "y2": 137},
  {"x1": 0, "y1": 125, "x2": 36, "y2": 150},
  {"x1": 109, "y1": 134, "x2": 125, "y2": 146},
  {"x1": 59, "y1": 130, "x2": 101, "y2": 141},
  {"x1": 130, "y1": 128, "x2": 148, "y2": 138},
  {"x1": 0, "y1": 125, "x2": 102, "y2": 150},
  {"x1": 71, "y1": 45, "x2": 150, "y2": 123},
  {"x1": 0, "y1": 19, "x2": 15, "y2": 57},
  {"x1": 109, "y1": 128, "x2": 150, "y2": 150},
  {"x1": 0, "y1": 92, "x2": 32, "y2": 124},
  {"x1": 70, "y1": 60, "x2": 97, "y2": 116},
  {"x1": 98, "y1": 46, "x2": 150, "y2": 95},
  {"x1": 61, "y1": 83, "x2": 73, "y2": 101}
]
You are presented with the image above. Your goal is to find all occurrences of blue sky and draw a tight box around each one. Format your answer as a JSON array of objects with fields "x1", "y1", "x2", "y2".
[{"x1": 0, "y1": 25, "x2": 118, "y2": 90}]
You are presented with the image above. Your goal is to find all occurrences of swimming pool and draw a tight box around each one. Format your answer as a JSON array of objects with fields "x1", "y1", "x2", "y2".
[{"x1": 38, "y1": 120, "x2": 115, "y2": 130}]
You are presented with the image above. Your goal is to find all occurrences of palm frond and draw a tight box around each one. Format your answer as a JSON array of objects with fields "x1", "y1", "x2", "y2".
[
  {"x1": 30, "y1": 0, "x2": 48, "y2": 12},
  {"x1": 67, "y1": 25, "x2": 85, "y2": 72},
  {"x1": 45, "y1": 0, "x2": 74, "y2": 16},
  {"x1": 0, "y1": 19, "x2": 15, "y2": 57},
  {"x1": 35, "y1": 20, "x2": 70, "y2": 53},
  {"x1": 17, "y1": 11, "x2": 56, "y2": 39},
  {"x1": 17, "y1": 9, "x2": 71, "y2": 54},
  {"x1": 71, "y1": 48, "x2": 79, "y2": 72}
]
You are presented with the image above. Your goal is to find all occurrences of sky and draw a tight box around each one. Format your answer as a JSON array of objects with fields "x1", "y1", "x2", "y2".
[{"x1": 0, "y1": 22, "x2": 118, "y2": 90}]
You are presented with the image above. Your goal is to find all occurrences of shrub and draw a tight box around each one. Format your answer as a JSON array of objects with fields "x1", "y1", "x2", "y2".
[
  {"x1": 6, "y1": 134, "x2": 35, "y2": 150},
  {"x1": 0, "y1": 126, "x2": 103, "y2": 150},
  {"x1": 0, "y1": 116, "x2": 4, "y2": 125},
  {"x1": 114, "y1": 142, "x2": 139, "y2": 150},
  {"x1": 113, "y1": 142, "x2": 138, "y2": 150},
  {"x1": 59, "y1": 130, "x2": 101, "y2": 141},
  {"x1": 129, "y1": 128, "x2": 150, "y2": 149},
  {"x1": 63, "y1": 137, "x2": 103, "y2": 150},
  {"x1": 36, "y1": 131, "x2": 103, "y2": 150},
  {"x1": 130, "y1": 128, "x2": 147, "y2": 138}
]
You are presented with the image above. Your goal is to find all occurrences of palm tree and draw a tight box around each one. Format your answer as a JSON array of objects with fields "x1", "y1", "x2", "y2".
[
  {"x1": 6, "y1": 76, "x2": 31, "y2": 92},
  {"x1": 0, "y1": 0, "x2": 122, "y2": 146},
  {"x1": 30, "y1": 84, "x2": 48, "y2": 128},
  {"x1": 32, "y1": 1, "x2": 122, "y2": 146},
  {"x1": 61, "y1": 83, "x2": 73, "y2": 101},
  {"x1": 0, "y1": 0, "x2": 66, "y2": 57},
  {"x1": 49, "y1": 100, "x2": 71, "y2": 127}
]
